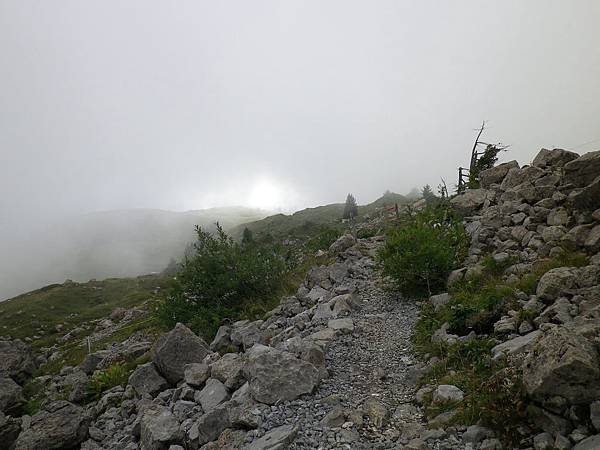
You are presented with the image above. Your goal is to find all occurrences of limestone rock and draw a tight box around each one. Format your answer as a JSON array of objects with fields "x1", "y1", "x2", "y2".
[
  {"x1": 183, "y1": 363, "x2": 210, "y2": 388},
  {"x1": 152, "y1": 323, "x2": 210, "y2": 385},
  {"x1": 210, "y1": 353, "x2": 245, "y2": 390},
  {"x1": 0, "y1": 339, "x2": 38, "y2": 384},
  {"x1": 0, "y1": 412, "x2": 21, "y2": 450},
  {"x1": 536, "y1": 267, "x2": 579, "y2": 302},
  {"x1": 327, "y1": 318, "x2": 354, "y2": 334},
  {"x1": 574, "y1": 435, "x2": 600, "y2": 450},
  {"x1": 244, "y1": 424, "x2": 297, "y2": 450},
  {"x1": 0, "y1": 377, "x2": 24, "y2": 415},
  {"x1": 564, "y1": 150, "x2": 600, "y2": 187},
  {"x1": 128, "y1": 363, "x2": 168, "y2": 397},
  {"x1": 14, "y1": 401, "x2": 90, "y2": 450},
  {"x1": 209, "y1": 325, "x2": 232, "y2": 352},
  {"x1": 450, "y1": 189, "x2": 495, "y2": 215},
  {"x1": 479, "y1": 160, "x2": 519, "y2": 188},
  {"x1": 244, "y1": 345, "x2": 320, "y2": 405},
  {"x1": 532, "y1": 148, "x2": 579, "y2": 168},
  {"x1": 140, "y1": 406, "x2": 183, "y2": 450},
  {"x1": 196, "y1": 378, "x2": 230, "y2": 412},
  {"x1": 329, "y1": 234, "x2": 356, "y2": 253},
  {"x1": 571, "y1": 175, "x2": 600, "y2": 210},
  {"x1": 432, "y1": 385, "x2": 464, "y2": 404},
  {"x1": 584, "y1": 224, "x2": 600, "y2": 253},
  {"x1": 230, "y1": 321, "x2": 264, "y2": 351},
  {"x1": 523, "y1": 327, "x2": 600, "y2": 404},
  {"x1": 363, "y1": 398, "x2": 389, "y2": 428},
  {"x1": 189, "y1": 403, "x2": 232, "y2": 447},
  {"x1": 492, "y1": 330, "x2": 542, "y2": 360}
]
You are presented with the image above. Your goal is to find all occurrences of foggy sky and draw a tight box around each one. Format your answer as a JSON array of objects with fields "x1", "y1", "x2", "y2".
[{"x1": 2, "y1": 1, "x2": 600, "y2": 239}]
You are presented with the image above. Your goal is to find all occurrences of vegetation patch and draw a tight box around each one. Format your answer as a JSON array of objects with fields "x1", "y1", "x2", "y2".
[
  {"x1": 378, "y1": 205, "x2": 467, "y2": 297},
  {"x1": 157, "y1": 224, "x2": 334, "y2": 340},
  {"x1": 411, "y1": 249, "x2": 587, "y2": 444}
]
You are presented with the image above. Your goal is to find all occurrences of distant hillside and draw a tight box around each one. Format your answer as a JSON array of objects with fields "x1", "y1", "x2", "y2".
[
  {"x1": 0, "y1": 206, "x2": 268, "y2": 301},
  {"x1": 232, "y1": 192, "x2": 408, "y2": 240}
]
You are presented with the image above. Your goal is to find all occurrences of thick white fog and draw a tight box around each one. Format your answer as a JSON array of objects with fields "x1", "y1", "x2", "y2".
[{"x1": 1, "y1": 1, "x2": 600, "y2": 299}]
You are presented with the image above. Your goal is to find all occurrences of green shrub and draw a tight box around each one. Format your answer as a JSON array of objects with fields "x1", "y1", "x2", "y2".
[
  {"x1": 445, "y1": 281, "x2": 516, "y2": 335},
  {"x1": 157, "y1": 224, "x2": 287, "y2": 339},
  {"x1": 378, "y1": 207, "x2": 467, "y2": 297},
  {"x1": 88, "y1": 363, "x2": 130, "y2": 400},
  {"x1": 305, "y1": 226, "x2": 341, "y2": 252}
]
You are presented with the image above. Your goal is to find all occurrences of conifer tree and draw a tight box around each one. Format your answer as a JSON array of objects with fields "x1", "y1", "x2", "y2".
[{"x1": 343, "y1": 193, "x2": 358, "y2": 220}]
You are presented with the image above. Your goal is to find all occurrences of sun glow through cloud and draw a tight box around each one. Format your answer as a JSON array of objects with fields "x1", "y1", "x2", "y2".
[{"x1": 247, "y1": 178, "x2": 289, "y2": 211}]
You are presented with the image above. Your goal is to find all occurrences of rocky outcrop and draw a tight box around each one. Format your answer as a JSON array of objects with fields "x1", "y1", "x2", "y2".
[
  {"x1": 152, "y1": 323, "x2": 210, "y2": 385},
  {"x1": 14, "y1": 401, "x2": 90, "y2": 450},
  {"x1": 523, "y1": 326, "x2": 600, "y2": 404},
  {"x1": 244, "y1": 344, "x2": 320, "y2": 405},
  {"x1": 0, "y1": 377, "x2": 24, "y2": 416},
  {"x1": 0, "y1": 339, "x2": 38, "y2": 384},
  {"x1": 442, "y1": 148, "x2": 600, "y2": 447}
]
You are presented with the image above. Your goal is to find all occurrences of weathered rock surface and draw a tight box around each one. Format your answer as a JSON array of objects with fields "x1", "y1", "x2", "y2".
[
  {"x1": 244, "y1": 345, "x2": 320, "y2": 405},
  {"x1": 14, "y1": 401, "x2": 90, "y2": 450},
  {"x1": 0, "y1": 339, "x2": 37, "y2": 384},
  {"x1": 523, "y1": 327, "x2": 600, "y2": 404},
  {"x1": 152, "y1": 323, "x2": 210, "y2": 384},
  {"x1": 128, "y1": 362, "x2": 169, "y2": 397},
  {"x1": 140, "y1": 406, "x2": 182, "y2": 450},
  {"x1": 0, "y1": 377, "x2": 24, "y2": 415}
]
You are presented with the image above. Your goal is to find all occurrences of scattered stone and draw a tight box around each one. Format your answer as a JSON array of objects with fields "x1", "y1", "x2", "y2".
[
  {"x1": 432, "y1": 385, "x2": 464, "y2": 404},
  {"x1": 245, "y1": 424, "x2": 297, "y2": 450},
  {"x1": 196, "y1": 378, "x2": 230, "y2": 412},
  {"x1": 183, "y1": 363, "x2": 211, "y2": 388}
]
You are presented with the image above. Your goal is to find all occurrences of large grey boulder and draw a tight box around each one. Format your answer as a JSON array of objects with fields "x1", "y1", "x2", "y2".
[
  {"x1": 329, "y1": 234, "x2": 356, "y2": 253},
  {"x1": 210, "y1": 353, "x2": 245, "y2": 390},
  {"x1": 244, "y1": 345, "x2": 320, "y2": 405},
  {"x1": 195, "y1": 378, "x2": 230, "y2": 412},
  {"x1": 570, "y1": 175, "x2": 600, "y2": 210},
  {"x1": 0, "y1": 339, "x2": 37, "y2": 384},
  {"x1": 230, "y1": 320, "x2": 264, "y2": 351},
  {"x1": 532, "y1": 148, "x2": 579, "y2": 169},
  {"x1": 585, "y1": 224, "x2": 600, "y2": 253},
  {"x1": 536, "y1": 267, "x2": 579, "y2": 302},
  {"x1": 479, "y1": 160, "x2": 519, "y2": 188},
  {"x1": 209, "y1": 325, "x2": 231, "y2": 353},
  {"x1": 188, "y1": 402, "x2": 232, "y2": 447},
  {"x1": 564, "y1": 150, "x2": 600, "y2": 187},
  {"x1": 523, "y1": 327, "x2": 600, "y2": 404},
  {"x1": 574, "y1": 435, "x2": 600, "y2": 450},
  {"x1": 128, "y1": 363, "x2": 169, "y2": 397},
  {"x1": 140, "y1": 406, "x2": 183, "y2": 450},
  {"x1": 152, "y1": 323, "x2": 210, "y2": 385},
  {"x1": 244, "y1": 424, "x2": 297, "y2": 450},
  {"x1": 183, "y1": 363, "x2": 211, "y2": 388},
  {"x1": 14, "y1": 401, "x2": 90, "y2": 450},
  {"x1": 0, "y1": 377, "x2": 24, "y2": 415},
  {"x1": 0, "y1": 412, "x2": 21, "y2": 450},
  {"x1": 450, "y1": 189, "x2": 495, "y2": 215}
]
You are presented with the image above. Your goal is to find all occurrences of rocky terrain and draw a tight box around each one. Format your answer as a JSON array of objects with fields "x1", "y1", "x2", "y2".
[{"x1": 1, "y1": 148, "x2": 599, "y2": 450}]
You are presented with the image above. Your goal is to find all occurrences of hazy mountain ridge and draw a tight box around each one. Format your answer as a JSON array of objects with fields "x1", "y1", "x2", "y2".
[{"x1": 0, "y1": 206, "x2": 269, "y2": 301}]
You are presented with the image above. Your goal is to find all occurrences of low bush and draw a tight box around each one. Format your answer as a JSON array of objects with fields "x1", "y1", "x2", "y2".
[
  {"x1": 157, "y1": 224, "x2": 290, "y2": 339},
  {"x1": 378, "y1": 206, "x2": 467, "y2": 297},
  {"x1": 305, "y1": 226, "x2": 341, "y2": 252},
  {"x1": 88, "y1": 363, "x2": 130, "y2": 400}
]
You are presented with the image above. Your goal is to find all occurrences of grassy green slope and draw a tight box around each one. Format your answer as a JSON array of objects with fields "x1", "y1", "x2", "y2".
[{"x1": 232, "y1": 192, "x2": 408, "y2": 240}]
